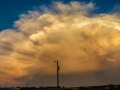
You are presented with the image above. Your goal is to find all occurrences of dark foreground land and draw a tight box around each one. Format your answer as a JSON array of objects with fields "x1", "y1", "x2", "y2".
[{"x1": 1, "y1": 84, "x2": 120, "y2": 90}]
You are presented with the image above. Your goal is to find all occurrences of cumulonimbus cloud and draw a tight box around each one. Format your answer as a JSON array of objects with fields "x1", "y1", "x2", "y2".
[{"x1": 0, "y1": 1, "x2": 120, "y2": 87}]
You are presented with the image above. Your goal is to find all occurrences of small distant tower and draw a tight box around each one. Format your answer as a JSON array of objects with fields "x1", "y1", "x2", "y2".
[{"x1": 27, "y1": 82, "x2": 28, "y2": 87}]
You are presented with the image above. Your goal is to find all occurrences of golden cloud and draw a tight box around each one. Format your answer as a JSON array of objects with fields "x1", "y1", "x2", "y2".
[{"x1": 0, "y1": 1, "x2": 120, "y2": 87}]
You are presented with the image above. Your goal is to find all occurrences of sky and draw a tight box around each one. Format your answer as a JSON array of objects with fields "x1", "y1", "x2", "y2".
[
  {"x1": 0, "y1": 0, "x2": 120, "y2": 87},
  {"x1": 0, "y1": 0, "x2": 120, "y2": 30}
]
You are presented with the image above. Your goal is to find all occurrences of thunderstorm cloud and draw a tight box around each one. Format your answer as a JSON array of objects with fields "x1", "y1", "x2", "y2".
[{"x1": 0, "y1": 1, "x2": 120, "y2": 87}]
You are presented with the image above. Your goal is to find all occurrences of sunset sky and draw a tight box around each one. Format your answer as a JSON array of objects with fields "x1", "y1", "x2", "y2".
[{"x1": 0, "y1": 0, "x2": 120, "y2": 87}]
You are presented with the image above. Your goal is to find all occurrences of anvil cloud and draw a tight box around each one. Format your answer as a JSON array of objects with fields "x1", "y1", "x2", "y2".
[{"x1": 0, "y1": 1, "x2": 120, "y2": 87}]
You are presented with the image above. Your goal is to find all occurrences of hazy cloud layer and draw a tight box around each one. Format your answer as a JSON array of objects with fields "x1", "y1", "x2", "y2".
[{"x1": 0, "y1": 1, "x2": 120, "y2": 87}]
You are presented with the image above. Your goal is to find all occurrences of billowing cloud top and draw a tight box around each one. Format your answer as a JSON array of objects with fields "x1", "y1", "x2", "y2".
[{"x1": 0, "y1": 1, "x2": 120, "y2": 87}]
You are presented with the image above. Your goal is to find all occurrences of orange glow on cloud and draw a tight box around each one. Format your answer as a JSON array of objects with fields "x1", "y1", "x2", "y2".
[{"x1": 0, "y1": 1, "x2": 120, "y2": 87}]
